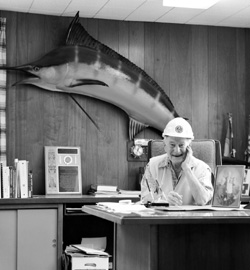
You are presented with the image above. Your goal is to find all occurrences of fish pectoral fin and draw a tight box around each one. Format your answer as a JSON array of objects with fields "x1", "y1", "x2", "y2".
[
  {"x1": 70, "y1": 79, "x2": 108, "y2": 87},
  {"x1": 129, "y1": 117, "x2": 149, "y2": 140},
  {"x1": 69, "y1": 94, "x2": 100, "y2": 131}
]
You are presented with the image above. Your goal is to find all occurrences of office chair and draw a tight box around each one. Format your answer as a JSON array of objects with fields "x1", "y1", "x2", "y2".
[{"x1": 147, "y1": 139, "x2": 222, "y2": 176}]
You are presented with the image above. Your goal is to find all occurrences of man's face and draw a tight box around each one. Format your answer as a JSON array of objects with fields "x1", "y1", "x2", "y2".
[{"x1": 163, "y1": 136, "x2": 191, "y2": 165}]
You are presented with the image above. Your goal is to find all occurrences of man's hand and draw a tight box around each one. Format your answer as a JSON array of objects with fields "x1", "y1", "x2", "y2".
[{"x1": 167, "y1": 191, "x2": 183, "y2": 206}]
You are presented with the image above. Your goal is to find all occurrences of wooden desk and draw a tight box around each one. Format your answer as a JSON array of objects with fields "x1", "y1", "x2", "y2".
[{"x1": 83, "y1": 205, "x2": 250, "y2": 270}]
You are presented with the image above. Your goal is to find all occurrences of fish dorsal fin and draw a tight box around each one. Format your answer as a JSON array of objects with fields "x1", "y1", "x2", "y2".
[
  {"x1": 65, "y1": 12, "x2": 121, "y2": 61},
  {"x1": 66, "y1": 11, "x2": 101, "y2": 50},
  {"x1": 129, "y1": 118, "x2": 148, "y2": 140}
]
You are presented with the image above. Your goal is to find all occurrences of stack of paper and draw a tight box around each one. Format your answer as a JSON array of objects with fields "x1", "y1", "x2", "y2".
[
  {"x1": 88, "y1": 184, "x2": 140, "y2": 198},
  {"x1": 65, "y1": 237, "x2": 109, "y2": 257},
  {"x1": 88, "y1": 184, "x2": 119, "y2": 196},
  {"x1": 96, "y1": 202, "x2": 147, "y2": 213},
  {"x1": 71, "y1": 245, "x2": 109, "y2": 256},
  {"x1": 119, "y1": 189, "x2": 141, "y2": 197}
]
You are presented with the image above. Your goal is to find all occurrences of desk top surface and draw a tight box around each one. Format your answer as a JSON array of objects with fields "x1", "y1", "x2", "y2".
[{"x1": 82, "y1": 205, "x2": 250, "y2": 225}]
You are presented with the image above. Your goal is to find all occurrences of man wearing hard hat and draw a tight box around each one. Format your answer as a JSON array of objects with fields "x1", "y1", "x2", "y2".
[{"x1": 141, "y1": 117, "x2": 214, "y2": 205}]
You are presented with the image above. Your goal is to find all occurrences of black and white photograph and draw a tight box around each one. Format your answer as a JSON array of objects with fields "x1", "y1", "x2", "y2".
[
  {"x1": 1, "y1": 1, "x2": 250, "y2": 270},
  {"x1": 212, "y1": 165, "x2": 245, "y2": 208}
]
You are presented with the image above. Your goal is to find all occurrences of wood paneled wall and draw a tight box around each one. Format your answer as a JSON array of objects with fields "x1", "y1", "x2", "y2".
[{"x1": 1, "y1": 11, "x2": 249, "y2": 195}]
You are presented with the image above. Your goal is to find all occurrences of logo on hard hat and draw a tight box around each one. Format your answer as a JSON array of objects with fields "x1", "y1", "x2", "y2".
[{"x1": 175, "y1": 125, "x2": 183, "y2": 133}]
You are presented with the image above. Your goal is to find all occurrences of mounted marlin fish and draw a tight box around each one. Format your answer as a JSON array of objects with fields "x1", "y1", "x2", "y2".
[{"x1": 2, "y1": 12, "x2": 179, "y2": 139}]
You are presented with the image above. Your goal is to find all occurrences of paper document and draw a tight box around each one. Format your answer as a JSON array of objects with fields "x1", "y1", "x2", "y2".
[
  {"x1": 154, "y1": 204, "x2": 249, "y2": 211},
  {"x1": 65, "y1": 237, "x2": 108, "y2": 258},
  {"x1": 81, "y1": 237, "x2": 106, "y2": 251},
  {"x1": 96, "y1": 202, "x2": 147, "y2": 213},
  {"x1": 72, "y1": 244, "x2": 109, "y2": 256}
]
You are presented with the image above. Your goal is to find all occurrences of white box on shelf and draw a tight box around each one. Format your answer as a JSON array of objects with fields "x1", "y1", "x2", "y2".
[{"x1": 70, "y1": 254, "x2": 109, "y2": 270}]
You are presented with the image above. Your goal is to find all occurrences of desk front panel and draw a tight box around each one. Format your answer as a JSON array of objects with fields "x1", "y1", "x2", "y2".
[
  {"x1": 116, "y1": 222, "x2": 250, "y2": 270},
  {"x1": 158, "y1": 223, "x2": 250, "y2": 270}
]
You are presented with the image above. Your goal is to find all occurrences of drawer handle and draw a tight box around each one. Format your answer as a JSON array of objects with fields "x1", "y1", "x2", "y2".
[{"x1": 84, "y1": 263, "x2": 96, "y2": 267}]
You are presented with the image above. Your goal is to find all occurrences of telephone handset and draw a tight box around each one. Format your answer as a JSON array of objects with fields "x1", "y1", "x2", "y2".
[{"x1": 183, "y1": 145, "x2": 192, "y2": 161}]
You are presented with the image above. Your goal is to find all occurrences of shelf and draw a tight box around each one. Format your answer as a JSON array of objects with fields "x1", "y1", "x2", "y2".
[{"x1": 222, "y1": 157, "x2": 250, "y2": 167}]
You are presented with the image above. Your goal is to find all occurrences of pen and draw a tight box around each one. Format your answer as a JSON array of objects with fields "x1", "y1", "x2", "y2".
[
  {"x1": 155, "y1": 179, "x2": 168, "y2": 201},
  {"x1": 145, "y1": 178, "x2": 155, "y2": 201},
  {"x1": 145, "y1": 202, "x2": 169, "y2": 207}
]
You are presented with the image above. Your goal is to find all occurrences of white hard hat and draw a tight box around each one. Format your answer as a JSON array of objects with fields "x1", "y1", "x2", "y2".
[{"x1": 162, "y1": 117, "x2": 194, "y2": 139}]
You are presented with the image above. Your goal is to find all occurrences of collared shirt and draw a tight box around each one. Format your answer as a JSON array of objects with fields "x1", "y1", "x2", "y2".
[{"x1": 141, "y1": 153, "x2": 214, "y2": 205}]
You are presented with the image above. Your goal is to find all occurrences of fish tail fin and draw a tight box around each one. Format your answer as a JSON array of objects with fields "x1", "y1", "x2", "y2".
[{"x1": 129, "y1": 118, "x2": 148, "y2": 140}]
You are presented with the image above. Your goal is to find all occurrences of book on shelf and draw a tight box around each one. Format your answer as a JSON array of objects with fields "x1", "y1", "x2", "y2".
[
  {"x1": 119, "y1": 189, "x2": 141, "y2": 196},
  {"x1": 88, "y1": 184, "x2": 119, "y2": 196},
  {"x1": 2, "y1": 166, "x2": 10, "y2": 198},
  {"x1": 18, "y1": 160, "x2": 29, "y2": 198},
  {"x1": 88, "y1": 190, "x2": 120, "y2": 196},
  {"x1": 28, "y1": 170, "x2": 33, "y2": 198},
  {"x1": 0, "y1": 159, "x2": 33, "y2": 199},
  {"x1": 9, "y1": 166, "x2": 14, "y2": 198},
  {"x1": 0, "y1": 163, "x2": 2, "y2": 198},
  {"x1": 90, "y1": 184, "x2": 118, "y2": 192}
]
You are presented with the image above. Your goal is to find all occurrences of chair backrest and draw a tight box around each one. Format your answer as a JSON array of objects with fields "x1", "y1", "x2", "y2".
[{"x1": 147, "y1": 139, "x2": 222, "y2": 175}]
